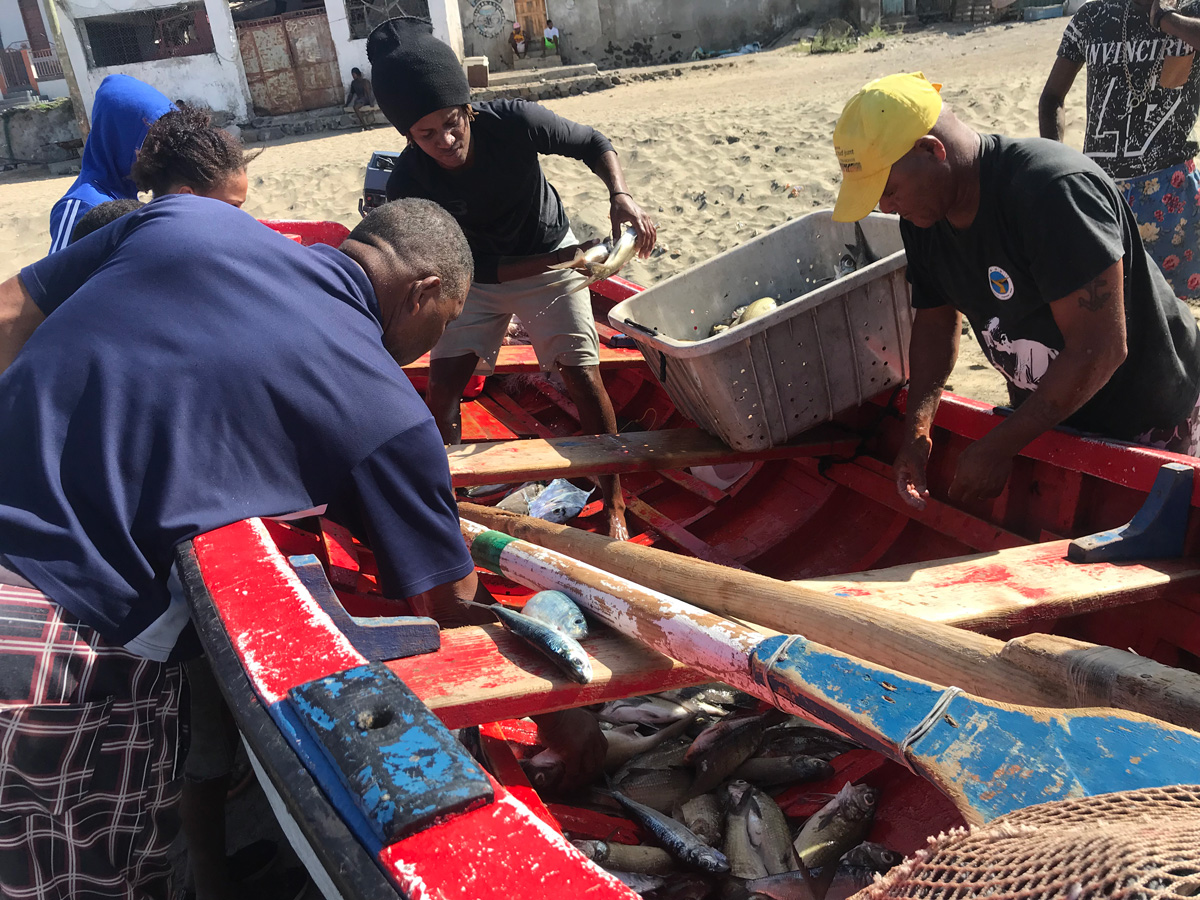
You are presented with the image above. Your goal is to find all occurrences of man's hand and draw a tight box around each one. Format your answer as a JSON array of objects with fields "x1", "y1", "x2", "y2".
[
  {"x1": 894, "y1": 433, "x2": 933, "y2": 510},
  {"x1": 610, "y1": 193, "x2": 657, "y2": 258},
  {"x1": 531, "y1": 708, "x2": 607, "y2": 792},
  {"x1": 554, "y1": 238, "x2": 603, "y2": 270},
  {"x1": 947, "y1": 437, "x2": 1014, "y2": 505}
]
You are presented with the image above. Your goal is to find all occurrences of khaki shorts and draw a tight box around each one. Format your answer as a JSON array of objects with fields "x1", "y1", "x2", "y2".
[{"x1": 431, "y1": 228, "x2": 601, "y2": 374}]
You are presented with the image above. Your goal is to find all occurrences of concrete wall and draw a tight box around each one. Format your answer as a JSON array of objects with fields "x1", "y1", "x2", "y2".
[
  {"x1": 458, "y1": 0, "x2": 520, "y2": 69},
  {"x1": 330, "y1": 0, "x2": 466, "y2": 99},
  {"x1": 1, "y1": 97, "x2": 79, "y2": 162},
  {"x1": 57, "y1": 0, "x2": 252, "y2": 123},
  {"x1": 505, "y1": 0, "x2": 832, "y2": 67}
]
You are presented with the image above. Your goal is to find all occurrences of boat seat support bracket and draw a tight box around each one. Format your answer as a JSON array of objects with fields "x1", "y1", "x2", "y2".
[
  {"x1": 289, "y1": 554, "x2": 441, "y2": 661},
  {"x1": 1067, "y1": 463, "x2": 1193, "y2": 563},
  {"x1": 287, "y1": 662, "x2": 495, "y2": 846}
]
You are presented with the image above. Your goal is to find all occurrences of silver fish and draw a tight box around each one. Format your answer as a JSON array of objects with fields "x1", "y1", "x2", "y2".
[
  {"x1": 548, "y1": 225, "x2": 640, "y2": 296},
  {"x1": 612, "y1": 790, "x2": 730, "y2": 873},
  {"x1": 601, "y1": 696, "x2": 694, "y2": 727},
  {"x1": 614, "y1": 766, "x2": 693, "y2": 813},
  {"x1": 722, "y1": 780, "x2": 798, "y2": 880},
  {"x1": 743, "y1": 870, "x2": 821, "y2": 900},
  {"x1": 677, "y1": 793, "x2": 723, "y2": 847},
  {"x1": 642, "y1": 874, "x2": 715, "y2": 900},
  {"x1": 823, "y1": 865, "x2": 878, "y2": 900},
  {"x1": 604, "y1": 870, "x2": 667, "y2": 893},
  {"x1": 684, "y1": 712, "x2": 778, "y2": 764},
  {"x1": 792, "y1": 783, "x2": 878, "y2": 869},
  {"x1": 840, "y1": 841, "x2": 903, "y2": 872},
  {"x1": 521, "y1": 589, "x2": 588, "y2": 639},
  {"x1": 572, "y1": 839, "x2": 676, "y2": 875},
  {"x1": 836, "y1": 222, "x2": 880, "y2": 280},
  {"x1": 689, "y1": 716, "x2": 771, "y2": 797},
  {"x1": 469, "y1": 601, "x2": 592, "y2": 684},
  {"x1": 757, "y1": 724, "x2": 858, "y2": 760},
  {"x1": 606, "y1": 715, "x2": 696, "y2": 773},
  {"x1": 731, "y1": 755, "x2": 833, "y2": 789}
]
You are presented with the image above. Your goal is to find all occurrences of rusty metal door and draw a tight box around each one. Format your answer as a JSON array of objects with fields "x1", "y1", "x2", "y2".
[
  {"x1": 284, "y1": 10, "x2": 343, "y2": 110},
  {"x1": 237, "y1": 10, "x2": 343, "y2": 116}
]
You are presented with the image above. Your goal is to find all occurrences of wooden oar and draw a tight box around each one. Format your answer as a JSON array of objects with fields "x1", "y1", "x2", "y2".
[
  {"x1": 460, "y1": 503, "x2": 1200, "y2": 730},
  {"x1": 461, "y1": 520, "x2": 1200, "y2": 824}
]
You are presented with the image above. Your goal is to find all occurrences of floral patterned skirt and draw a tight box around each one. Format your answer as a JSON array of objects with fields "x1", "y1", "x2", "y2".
[{"x1": 1117, "y1": 158, "x2": 1200, "y2": 301}]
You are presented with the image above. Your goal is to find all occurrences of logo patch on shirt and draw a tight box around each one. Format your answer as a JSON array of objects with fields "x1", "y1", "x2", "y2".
[{"x1": 988, "y1": 266, "x2": 1014, "y2": 300}]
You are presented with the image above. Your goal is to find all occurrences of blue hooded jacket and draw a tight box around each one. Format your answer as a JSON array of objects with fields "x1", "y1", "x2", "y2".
[{"x1": 47, "y1": 74, "x2": 173, "y2": 253}]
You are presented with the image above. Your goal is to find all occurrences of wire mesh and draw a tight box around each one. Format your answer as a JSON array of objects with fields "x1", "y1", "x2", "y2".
[
  {"x1": 78, "y1": 3, "x2": 214, "y2": 69},
  {"x1": 854, "y1": 785, "x2": 1200, "y2": 900},
  {"x1": 344, "y1": 0, "x2": 429, "y2": 40}
]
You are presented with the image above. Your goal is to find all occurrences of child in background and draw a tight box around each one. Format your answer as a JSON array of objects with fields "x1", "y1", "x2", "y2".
[{"x1": 70, "y1": 198, "x2": 145, "y2": 244}]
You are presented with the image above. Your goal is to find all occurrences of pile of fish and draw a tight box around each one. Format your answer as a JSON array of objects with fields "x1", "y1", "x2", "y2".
[
  {"x1": 705, "y1": 223, "x2": 883, "y2": 340},
  {"x1": 522, "y1": 687, "x2": 905, "y2": 900}
]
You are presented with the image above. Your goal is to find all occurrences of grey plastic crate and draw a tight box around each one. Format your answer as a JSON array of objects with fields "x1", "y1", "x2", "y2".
[{"x1": 608, "y1": 210, "x2": 912, "y2": 451}]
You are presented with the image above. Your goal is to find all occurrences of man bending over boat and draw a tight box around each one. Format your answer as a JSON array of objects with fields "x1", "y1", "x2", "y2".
[
  {"x1": 368, "y1": 15, "x2": 657, "y2": 540},
  {"x1": 0, "y1": 197, "x2": 521, "y2": 898},
  {"x1": 831, "y1": 73, "x2": 1200, "y2": 507}
]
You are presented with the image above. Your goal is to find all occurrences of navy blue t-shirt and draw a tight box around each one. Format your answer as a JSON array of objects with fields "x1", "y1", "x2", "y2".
[{"x1": 2, "y1": 196, "x2": 473, "y2": 660}]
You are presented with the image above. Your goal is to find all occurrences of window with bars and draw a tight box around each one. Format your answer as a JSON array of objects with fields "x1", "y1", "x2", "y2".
[
  {"x1": 77, "y1": 3, "x2": 215, "y2": 69},
  {"x1": 345, "y1": 0, "x2": 430, "y2": 41}
]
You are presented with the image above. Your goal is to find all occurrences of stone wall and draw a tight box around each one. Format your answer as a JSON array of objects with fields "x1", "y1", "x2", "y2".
[
  {"x1": 1, "y1": 98, "x2": 80, "y2": 168},
  {"x1": 491, "y1": 0, "x2": 838, "y2": 67}
]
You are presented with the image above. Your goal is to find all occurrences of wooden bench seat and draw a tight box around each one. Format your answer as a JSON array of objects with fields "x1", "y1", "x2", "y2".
[
  {"x1": 794, "y1": 540, "x2": 1200, "y2": 632},
  {"x1": 403, "y1": 343, "x2": 644, "y2": 379},
  {"x1": 447, "y1": 426, "x2": 859, "y2": 487},
  {"x1": 386, "y1": 622, "x2": 709, "y2": 728}
]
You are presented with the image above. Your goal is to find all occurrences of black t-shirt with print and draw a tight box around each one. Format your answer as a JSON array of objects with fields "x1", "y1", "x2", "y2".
[
  {"x1": 1058, "y1": 0, "x2": 1200, "y2": 178},
  {"x1": 903, "y1": 135, "x2": 1200, "y2": 439}
]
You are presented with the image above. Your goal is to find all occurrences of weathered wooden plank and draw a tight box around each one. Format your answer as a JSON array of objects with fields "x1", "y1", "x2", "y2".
[
  {"x1": 459, "y1": 399, "x2": 520, "y2": 443},
  {"x1": 403, "y1": 343, "x2": 644, "y2": 378},
  {"x1": 624, "y1": 493, "x2": 748, "y2": 571},
  {"x1": 476, "y1": 392, "x2": 555, "y2": 438},
  {"x1": 819, "y1": 457, "x2": 1029, "y2": 552},
  {"x1": 447, "y1": 427, "x2": 858, "y2": 487},
  {"x1": 386, "y1": 623, "x2": 709, "y2": 729},
  {"x1": 317, "y1": 517, "x2": 359, "y2": 591},
  {"x1": 794, "y1": 539, "x2": 1200, "y2": 631}
]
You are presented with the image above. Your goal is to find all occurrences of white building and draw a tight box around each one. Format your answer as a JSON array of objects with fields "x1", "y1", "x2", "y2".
[
  {"x1": 52, "y1": 0, "x2": 253, "y2": 124},
  {"x1": 324, "y1": 0, "x2": 463, "y2": 106}
]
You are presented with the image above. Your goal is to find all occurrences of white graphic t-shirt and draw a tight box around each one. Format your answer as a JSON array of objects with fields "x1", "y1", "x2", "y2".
[{"x1": 1059, "y1": 0, "x2": 1200, "y2": 178}]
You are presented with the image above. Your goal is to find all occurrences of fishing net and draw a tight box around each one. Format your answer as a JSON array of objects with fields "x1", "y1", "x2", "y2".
[{"x1": 853, "y1": 785, "x2": 1200, "y2": 900}]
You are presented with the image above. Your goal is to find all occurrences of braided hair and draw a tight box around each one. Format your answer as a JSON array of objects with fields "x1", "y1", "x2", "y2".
[{"x1": 131, "y1": 104, "x2": 260, "y2": 197}]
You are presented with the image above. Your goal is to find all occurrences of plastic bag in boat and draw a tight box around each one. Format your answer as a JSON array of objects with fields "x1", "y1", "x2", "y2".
[{"x1": 527, "y1": 479, "x2": 593, "y2": 523}]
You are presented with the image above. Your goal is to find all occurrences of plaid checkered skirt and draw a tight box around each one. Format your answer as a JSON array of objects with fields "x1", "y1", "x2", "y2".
[{"x1": 0, "y1": 583, "x2": 185, "y2": 900}]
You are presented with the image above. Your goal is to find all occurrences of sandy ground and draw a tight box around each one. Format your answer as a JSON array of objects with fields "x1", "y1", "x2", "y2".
[{"x1": 0, "y1": 19, "x2": 1089, "y2": 404}]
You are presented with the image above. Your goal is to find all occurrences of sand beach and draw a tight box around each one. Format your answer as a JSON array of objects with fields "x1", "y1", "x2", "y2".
[{"x1": 0, "y1": 19, "x2": 1089, "y2": 404}]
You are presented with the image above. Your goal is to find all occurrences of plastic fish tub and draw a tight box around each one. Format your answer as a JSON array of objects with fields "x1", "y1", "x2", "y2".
[{"x1": 607, "y1": 210, "x2": 912, "y2": 451}]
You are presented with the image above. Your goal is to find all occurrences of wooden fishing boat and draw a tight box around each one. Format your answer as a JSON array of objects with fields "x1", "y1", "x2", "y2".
[{"x1": 179, "y1": 222, "x2": 1200, "y2": 899}]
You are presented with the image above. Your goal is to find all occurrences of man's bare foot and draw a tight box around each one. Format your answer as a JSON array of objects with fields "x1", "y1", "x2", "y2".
[{"x1": 607, "y1": 507, "x2": 629, "y2": 541}]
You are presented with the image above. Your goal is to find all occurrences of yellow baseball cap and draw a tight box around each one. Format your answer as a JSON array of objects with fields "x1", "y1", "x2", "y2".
[{"x1": 832, "y1": 72, "x2": 943, "y2": 223}]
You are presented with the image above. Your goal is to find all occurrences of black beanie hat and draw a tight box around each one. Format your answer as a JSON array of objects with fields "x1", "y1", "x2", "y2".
[{"x1": 367, "y1": 16, "x2": 471, "y2": 134}]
